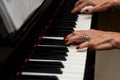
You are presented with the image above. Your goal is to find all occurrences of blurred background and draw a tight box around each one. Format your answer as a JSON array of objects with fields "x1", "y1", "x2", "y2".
[{"x1": 95, "y1": 10, "x2": 120, "y2": 80}]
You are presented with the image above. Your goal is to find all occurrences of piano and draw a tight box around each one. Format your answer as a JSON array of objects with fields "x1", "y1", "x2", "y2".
[{"x1": 0, "y1": 0, "x2": 97, "y2": 80}]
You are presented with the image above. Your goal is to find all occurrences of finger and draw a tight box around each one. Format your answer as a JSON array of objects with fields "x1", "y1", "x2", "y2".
[
  {"x1": 64, "y1": 30, "x2": 82, "y2": 40},
  {"x1": 76, "y1": 36, "x2": 113, "y2": 50},
  {"x1": 84, "y1": 5, "x2": 100, "y2": 13},
  {"x1": 96, "y1": 3, "x2": 112, "y2": 12},
  {"x1": 91, "y1": 35, "x2": 112, "y2": 46},
  {"x1": 71, "y1": 1, "x2": 89, "y2": 13},
  {"x1": 76, "y1": 41, "x2": 113, "y2": 50},
  {"x1": 80, "y1": 6, "x2": 93, "y2": 13},
  {"x1": 64, "y1": 32, "x2": 75, "y2": 40},
  {"x1": 84, "y1": 3, "x2": 111, "y2": 13},
  {"x1": 66, "y1": 35, "x2": 83, "y2": 45},
  {"x1": 76, "y1": 37, "x2": 101, "y2": 50},
  {"x1": 75, "y1": 0, "x2": 84, "y2": 7},
  {"x1": 95, "y1": 42, "x2": 113, "y2": 50},
  {"x1": 76, "y1": 41, "x2": 89, "y2": 49}
]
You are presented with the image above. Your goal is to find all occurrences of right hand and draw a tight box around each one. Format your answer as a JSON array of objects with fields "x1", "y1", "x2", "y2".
[{"x1": 71, "y1": 0, "x2": 119, "y2": 13}]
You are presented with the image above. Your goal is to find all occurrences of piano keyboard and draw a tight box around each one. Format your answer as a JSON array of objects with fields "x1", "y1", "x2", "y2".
[
  {"x1": 19, "y1": 15, "x2": 92, "y2": 80},
  {"x1": 17, "y1": 0, "x2": 93, "y2": 80}
]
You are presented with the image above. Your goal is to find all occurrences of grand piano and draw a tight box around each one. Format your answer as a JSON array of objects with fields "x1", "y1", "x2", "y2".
[{"x1": 0, "y1": 0, "x2": 97, "y2": 80}]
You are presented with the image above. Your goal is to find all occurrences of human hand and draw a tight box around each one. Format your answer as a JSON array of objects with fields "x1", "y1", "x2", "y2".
[
  {"x1": 64, "y1": 29, "x2": 120, "y2": 50},
  {"x1": 71, "y1": 0, "x2": 119, "y2": 13}
]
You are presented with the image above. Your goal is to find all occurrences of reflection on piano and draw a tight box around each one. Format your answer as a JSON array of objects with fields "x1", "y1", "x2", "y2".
[{"x1": 0, "y1": 0, "x2": 97, "y2": 80}]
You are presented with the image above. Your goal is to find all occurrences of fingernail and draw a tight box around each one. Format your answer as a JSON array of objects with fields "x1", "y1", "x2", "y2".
[
  {"x1": 85, "y1": 9, "x2": 89, "y2": 12},
  {"x1": 71, "y1": 9, "x2": 76, "y2": 13},
  {"x1": 71, "y1": 10, "x2": 74, "y2": 13},
  {"x1": 65, "y1": 40, "x2": 68, "y2": 43},
  {"x1": 64, "y1": 36, "x2": 68, "y2": 39},
  {"x1": 76, "y1": 46, "x2": 80, "y2": 49}
]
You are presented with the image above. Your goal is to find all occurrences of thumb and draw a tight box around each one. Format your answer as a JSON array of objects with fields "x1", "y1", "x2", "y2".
[
  {"x1": 84, "y1": 4, "x2": 111, "y2": 13},
  {"x1": 84, "y1": 6, "x2": 98, "y2": 13}
]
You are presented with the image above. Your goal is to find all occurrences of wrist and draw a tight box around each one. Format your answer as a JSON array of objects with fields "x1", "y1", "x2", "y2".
[
  {"x1": 114, "y1": 0, "x2": 117, "y2": 6},
  {"x1": 113, "y1": 37, "x2": 120, "y2": 49}
]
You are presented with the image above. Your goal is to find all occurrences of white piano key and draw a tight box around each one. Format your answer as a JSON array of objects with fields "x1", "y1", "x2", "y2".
[
  {"x1": 29, "y1": 59, "x2": 85, "y2": 74},
  {"x1": 22, "y1": 72, "x2": 84, "y2": 79},
  {"x1": 63, "y1": 13, "x2": 92, "y2": 79},
  {"x1": 61, "y1": 66, "x2": 85, "y2": 73},
  {"x1": 75, "y1": 14, "x2": 92, "y2": 30},
  {"x1": 29, "y1": 59, "x2": 86, "y2": 65},
  {"x1": 43, "y1": 36, "x2": 64, "y2": 40}
]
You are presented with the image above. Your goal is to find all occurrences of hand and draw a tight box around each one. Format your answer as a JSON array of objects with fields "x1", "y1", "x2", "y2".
[
  {"x1": 71, "y1": 0, "x2": 119, "y2": 13},
  {"x1": 64, "y1": 29, "x2": 120, "y2": 50}
]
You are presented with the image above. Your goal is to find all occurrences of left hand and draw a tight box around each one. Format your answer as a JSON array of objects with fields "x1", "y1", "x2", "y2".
[{"x1": 64, "y1": 29, "x2": 120, "y2": 50}]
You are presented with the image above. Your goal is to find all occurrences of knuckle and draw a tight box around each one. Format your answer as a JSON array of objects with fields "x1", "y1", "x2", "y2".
[
  {"x1": 113, "y1": 38, "x2": 120, "y2": 47},
  {"x1": 88, "y1": 42, "x2": 98, "y2": 49},
  {"x1": 87, "y1": 0, "x2": 93, "y2": 4},
  {"x1": 72, "y1": 32, "x2": 76, "y2": 35}
]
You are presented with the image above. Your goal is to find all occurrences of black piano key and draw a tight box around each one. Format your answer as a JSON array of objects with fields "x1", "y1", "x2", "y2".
[
  {"x1": 34, "y1": 45, "x2": 68, "y2": 52},
  {"x1": 45, "y1": 13, "x2": 77, "y2": 37},
  {"x1": 54, "y1": 19, "x2": 76, "y2": 24},
  {"x1": 45, "y1": 31, "x2": 72, "y2": 37},
  {"x1": 55, "y1": 17, "x2": 77, "y2": 23},
  {"x1": 61, "y1": 0, "x2": 77, "y2": 10},
  {"x1": 18, "y1": 75, "x2": 58, "y2": 80},
  {"x1": 59, "y1": 8, "x2": 73, "y2": 12},
  {"x1": 56, "y1": 14, "x2": 78, "y2": 20},
  {"x1": 53, "y1": 19, "x2": 76, "y2": 23},
  {"x1": 57, "y1": 12, "x2": 78, "y2": 16},
  {"x1": 31, "y1": 54, "x2": 66, "y2": 61},
  {"x1": 45, "y1": 33, "x2": 68, "y2": 37},
  {"x1": 50, "y1": 25, "x2": 75, "y2": 29},
  {"x1": 25, "y1": 61, "x2": 64, "y2": 68},
  {"x1": 24, "y1": 66, "x2": 63, "y2": 74},
  {"x1": 53, "y1": 18, "x2": 77, "y2": 24},
  {"x1": 55, "y1": 14, "x2": 77, "y2": 20},
  {"x1": 39, "y1": 38, "x2": 65, "y2": 46},
  {"x1": 48, "y1": 27, "x2": 74, "y2": 33},
  {"x1": 47, "y1": 28, "x2": 73, "y2": 32},
  {"x1": 52, "y1": 19, "x2": 76, "y2": 25},
  {"x1": 48, "y1": 27, "x2": 74, "y2": 32},
  {"x1": 32, "y1": 51, "x2": 68, "y2": 56},
  {"x1": 45, "y1": 28, "x2": 73, "y2": 37}
]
